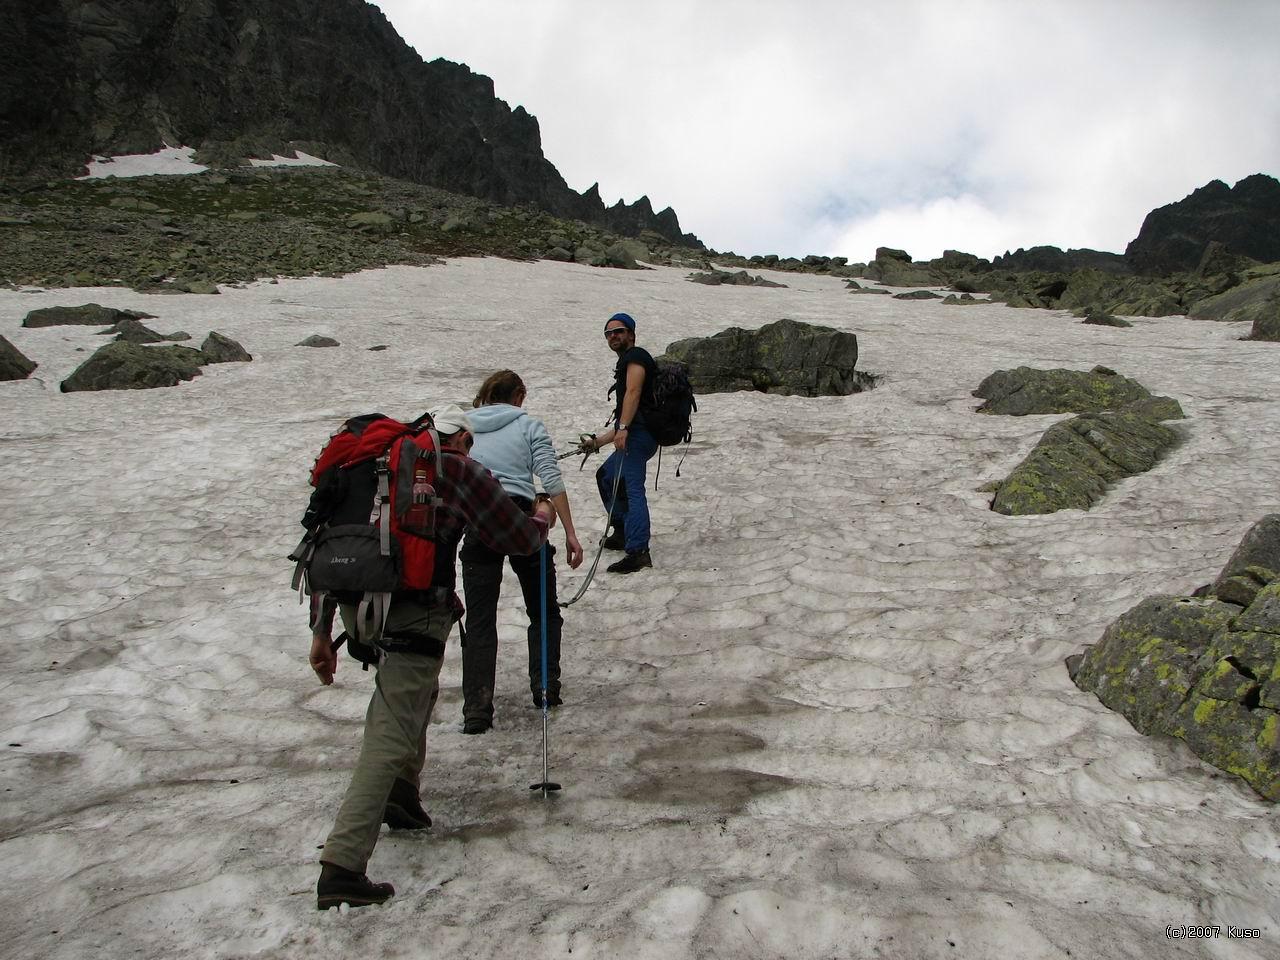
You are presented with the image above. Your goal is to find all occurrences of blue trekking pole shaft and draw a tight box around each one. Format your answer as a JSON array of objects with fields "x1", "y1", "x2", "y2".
[{"x1": 540, "y1": 542, "x2": 549, "y2": 706}]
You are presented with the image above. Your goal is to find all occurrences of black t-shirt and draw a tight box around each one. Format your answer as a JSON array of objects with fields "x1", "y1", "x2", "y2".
[{"x1": 611, "y1": 346, "x2": 657, "y2": 424}]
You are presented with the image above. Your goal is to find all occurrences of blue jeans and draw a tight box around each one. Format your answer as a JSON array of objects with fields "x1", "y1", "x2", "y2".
[{"x1": 596, "y1": 426, "x2": 658, "y2": 552}]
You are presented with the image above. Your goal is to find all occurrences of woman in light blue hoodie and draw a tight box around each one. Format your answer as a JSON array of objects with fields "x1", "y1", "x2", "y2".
[{"x1": 459, "y1": 371, "x2": 584, "y2": 734}]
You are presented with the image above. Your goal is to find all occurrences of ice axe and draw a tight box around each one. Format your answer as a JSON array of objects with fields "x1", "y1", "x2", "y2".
[{"x1": 530, "y1": 542, "x2": 562, "y2": 797}]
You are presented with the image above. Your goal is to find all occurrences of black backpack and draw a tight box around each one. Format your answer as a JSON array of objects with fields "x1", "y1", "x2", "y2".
[{"x1": 644, "y1": 360, "x2": 697, "y2": 447}]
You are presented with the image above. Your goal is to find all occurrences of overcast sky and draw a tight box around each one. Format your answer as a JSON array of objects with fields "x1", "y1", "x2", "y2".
[{"x1": 372, "y1": 0, "x2": 1280, "y2": 262}]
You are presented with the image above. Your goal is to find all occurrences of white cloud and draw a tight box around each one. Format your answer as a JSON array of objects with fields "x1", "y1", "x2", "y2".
[{"x1": 371, "y1": 0, "x2": 1280, "y2": 260}]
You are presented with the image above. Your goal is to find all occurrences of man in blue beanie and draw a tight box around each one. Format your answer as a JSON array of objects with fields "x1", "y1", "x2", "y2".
[{"x1": 580, "y1": 312, "x2": 657, "y2": 573}]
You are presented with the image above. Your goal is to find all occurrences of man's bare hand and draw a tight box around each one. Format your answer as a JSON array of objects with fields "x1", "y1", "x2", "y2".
[{"x1": 310, "y1": 632, "x2": 338, "y2": 685}]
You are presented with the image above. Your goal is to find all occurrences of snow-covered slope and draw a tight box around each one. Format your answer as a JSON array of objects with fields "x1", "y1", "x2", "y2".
[{"x1": 1, "y1": 259, "x2": 1276, "y2": 958}]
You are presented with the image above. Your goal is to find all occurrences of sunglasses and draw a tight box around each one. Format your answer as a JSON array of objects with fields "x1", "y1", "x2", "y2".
[{"x1": 604, "y1": 327, "x2": 629, "y2": 338}]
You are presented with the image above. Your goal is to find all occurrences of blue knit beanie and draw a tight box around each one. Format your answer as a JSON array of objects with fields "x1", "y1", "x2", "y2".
[{"x1": 605, "y1": 312, "x2": 636, "y2": 332}]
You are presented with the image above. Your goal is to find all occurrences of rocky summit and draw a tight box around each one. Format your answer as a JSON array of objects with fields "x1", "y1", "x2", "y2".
[{"x1": 1, "y1": 0, "x2": 697, "y2": 247}]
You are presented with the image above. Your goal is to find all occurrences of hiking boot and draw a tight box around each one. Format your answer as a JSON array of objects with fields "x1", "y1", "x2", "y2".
[
  {"x1": 607, "y1": 549, "x2": 652, "y2": 574},
  {"x1": 317, "y1": 862, "x2": 394, "y2": 910},
  {"x1": 383, "y1": 777, "x2": 431, "y2": 830},
  {"x1": 462, "y1": 717, "x2": 492, "y2": 735},
  {"x1": 602, "y1": 527, "x2": 625, "y2": 551}
]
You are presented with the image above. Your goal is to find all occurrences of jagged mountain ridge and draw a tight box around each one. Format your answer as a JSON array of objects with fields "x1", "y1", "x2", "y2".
[{"x1": 0, "y1": 0, "x2": 699, "y2": 246}]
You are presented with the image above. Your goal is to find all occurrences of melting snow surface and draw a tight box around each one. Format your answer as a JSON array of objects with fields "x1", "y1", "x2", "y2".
[
  {"x1": 1, "y1": 259, "x2": 1278, "y2": 958},
  {"x1": 79, "y1": 146, "x2": 209, "y2": 179},
  {"x1": 248, "y1": 152, "x2": 337, "y2": 169}
]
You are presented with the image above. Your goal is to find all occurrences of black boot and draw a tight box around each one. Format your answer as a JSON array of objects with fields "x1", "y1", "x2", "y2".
[
  {"x1": 602, "y1": 526, "x2": 625, "y2": 550},
  {"x1": 317, "y1": 861, "x2": 394, "y2": 910},
  {"x1": 607, "y1": 549, "x2": 652, "y2": 574},
  {"x1": 383, "y1": 777, "x2": 432, "y2": 830}
]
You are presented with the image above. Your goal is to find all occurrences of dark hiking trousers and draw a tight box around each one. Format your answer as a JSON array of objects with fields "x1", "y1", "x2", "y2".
[{"x1": 460, "y1": 535, "x2": 562, "y2": 723}]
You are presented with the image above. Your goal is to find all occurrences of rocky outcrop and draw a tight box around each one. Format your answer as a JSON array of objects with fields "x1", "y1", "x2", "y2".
[
  {"x1": 687, "y1": 269, "x2": 786, "y2": 288},
  {"x1": 1125, "y1": 174, "x2": 1280, "y2": 275},
  {"x1": 711, "y1": 253, "x2": 860, "y2": 278},
  {"x1": 973, "y1": 365, "x2": 1163, "y2": 416},
  {"x1": 991, "y1": 246, "x2": 1131, "y2": 275},
  {"x1": 978, "y1": 365, "x2": 1184, "y2": 515},
  {"x1": 988, "y1": 410, "x2": 1182, "y2": 515},
  {"x1": 0, "y1": 336, "x2": 37, "y2": 381},
  {"x1": 1188, "y1": 268, "x2": 1280, "y2": 325},
  {"x1": 200, "y1": 332, "x2": 252, "y2": 363},
  {"x1": 1079, "y1": 307, "x2": 1132, "y2": 328},
  {"x1": 659, "y1": 318, "x2": 873, "y2": 397},
  {"x1": 860, "y1": 248, "x2": 940, "y2": 287},
  {"x1": 60, "y1": 342, "x2": 206, "y2": 392},
  {"x1": 23, "y1": 304, "x2": 155, "y2": 328},
  {"x1": 0, "y1": 1, "x2": 698, "y2": 247},
  {"x1": 1068, "y1": 515, "x2": 1280, "y2": 801}
]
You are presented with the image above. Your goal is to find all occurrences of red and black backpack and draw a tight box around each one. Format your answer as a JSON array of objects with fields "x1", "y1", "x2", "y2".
[{"x1": 289, "y1": 413, "x2": 443, "y2": 650}]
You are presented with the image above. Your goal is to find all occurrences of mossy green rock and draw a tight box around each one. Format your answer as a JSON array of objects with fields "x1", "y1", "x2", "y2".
[
  {"x1": 660, "y1": 318, "x2": 872, "y2": 397},
  {"x1": 1071, "y1": 596, "x2": 1240, "y2": 734},
  {"x1": 1071, "y1": 524, "x2": 1280, "y2": 801},
  {"x1": 974, "y1": 365, "x2": 1156, "y2": 415},
  {"x1": 59, "y1": 342, "x2": 206, "y2": 392},
  {"x1": 990, "y1": 411, "x2": 1181, "y2": 515},
  {"x1": 1212, "y1": 515, "x2": 1280, "y2": 606}
]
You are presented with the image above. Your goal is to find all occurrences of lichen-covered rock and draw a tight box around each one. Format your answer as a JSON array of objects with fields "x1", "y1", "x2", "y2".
[
  {"x1": 1071, "y1": 519, "x2": 1280, "y2": 801},
  {"x1": 0, "y1": 335, "x2": 37, "y2": 381},
  {"x1": 660, "y1": 318, "x2": 872, "y2": 397},
  {"x1": 23, "y1": 303, "x2": 155, "y2": 328},
  {"x1": 201, "y1": 332, "x2": 253, "y2": 363},
  {"x1": 990, "y1": 411, "x2": 1181, "y2": 515},
  {"x1": 1070, "y1": 596, "x2": 1241, "y2": 734},
  {"x1": 297, "y1": 335, "x2": 340, "y2": 348},
  {"x1": 59, "y1": 342, "x2": 206, "y2": 392},
  {"x1": 974, "y1": 365, "x2": 1158, "y2": 416},
  {"x1": 1212, "y1": 515, "x2": 1280, "y2": 607}
]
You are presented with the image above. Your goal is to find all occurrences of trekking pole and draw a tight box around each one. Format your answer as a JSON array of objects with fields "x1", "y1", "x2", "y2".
[{"x1": 529, "y1": 542, "x2": 561, "y2": 797}]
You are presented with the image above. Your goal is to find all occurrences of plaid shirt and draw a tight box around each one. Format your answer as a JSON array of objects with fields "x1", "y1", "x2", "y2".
[{"x1": 434, "y1": 450, "x2": 548, "y2": 558}]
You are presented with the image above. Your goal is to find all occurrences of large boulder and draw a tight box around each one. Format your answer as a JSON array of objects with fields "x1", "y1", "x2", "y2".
[
  {"x1": 0, "y1": 335, "x2": 37, "y2": 381},
  {"x1": 973, "y1": 365, "x2": 1163, "y2": 416},
  {"x1": 1069, "y1": 515, "x2": 1280, "y2": 800},
  {"x1": 861, "y1": 248, "x2": 940, "y2": 287},
  {"x1": 1246, "y1": 311, "x2": 1280, "y2": 342},
  {"x1": 687, "y1": 269, "x2": 786, "y2": 288},
  {"x1": 1125, "y1": 174, "x2": 1280, "y2": 275},
  {"x1": 1188, "y1": 269, "x2": 1280, "y2": 324},
  {"x1": 201, "y1": 332, "x2": 253, "y2": 363},
  {"x1": 989, "y1": 410, "x2": 1182, "y2": 515},
  {"x1": 60, "y1": 342, "x2": 206, "y2": 392},
  {"x1": 1212, "y1": 515, "x2": 1280, "y2": 607},
  {"x1": 660, "y1": 318, "x2": 872, "y2": 397},
  {"x1": 22, "y1": 303, "x2": 155, "y2": 328}
]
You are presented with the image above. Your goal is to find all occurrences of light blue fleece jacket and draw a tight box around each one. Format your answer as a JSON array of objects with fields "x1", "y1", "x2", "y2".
[{"x1": 467, "y1": 403, "x2": 566, "y2": 501}]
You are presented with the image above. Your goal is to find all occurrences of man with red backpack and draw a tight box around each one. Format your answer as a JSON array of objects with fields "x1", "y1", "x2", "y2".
[{"x1": 299, "y1": 404, "x2": 555, "y2": 910}]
